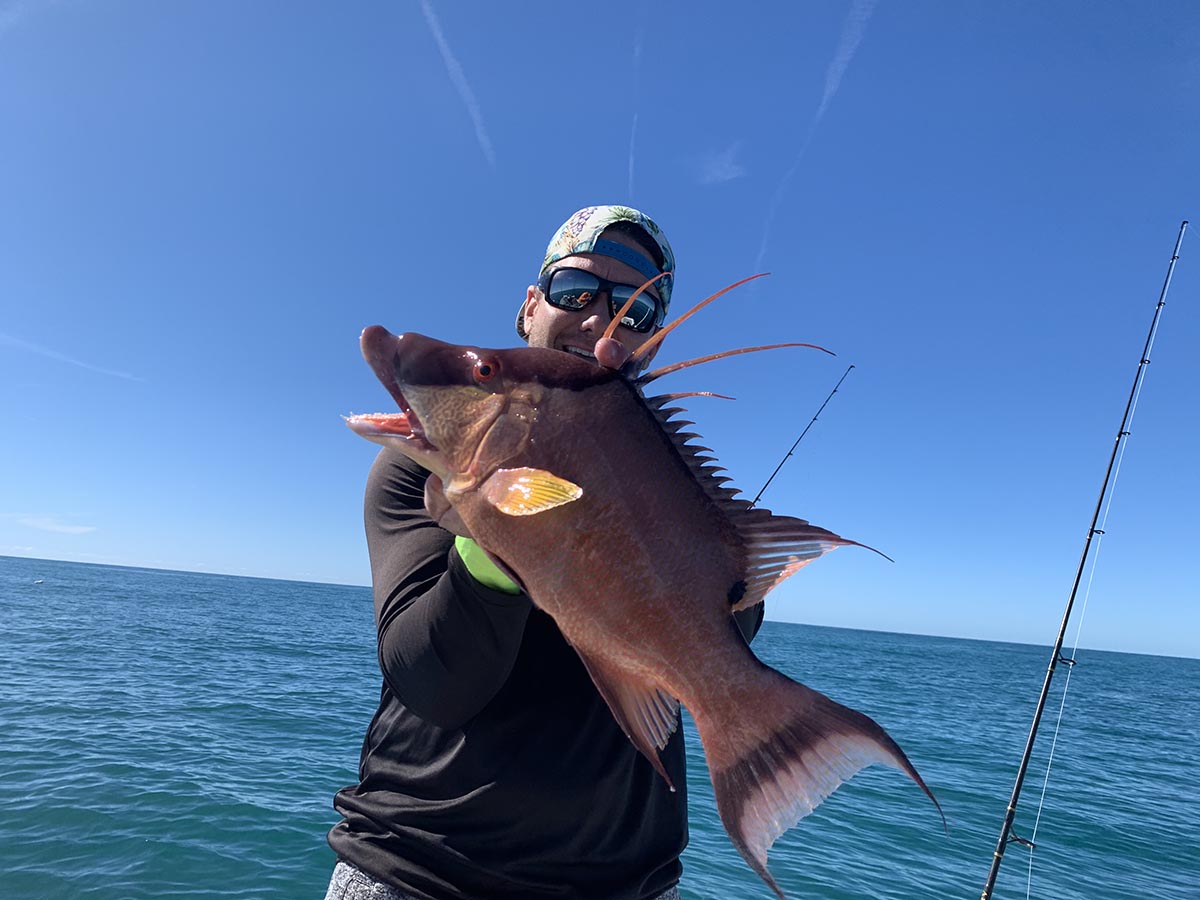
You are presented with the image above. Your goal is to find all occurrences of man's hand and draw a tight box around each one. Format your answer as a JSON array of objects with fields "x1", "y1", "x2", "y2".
[{"x1": 425, "y1": 473, "x2": 471, "y2": 536}]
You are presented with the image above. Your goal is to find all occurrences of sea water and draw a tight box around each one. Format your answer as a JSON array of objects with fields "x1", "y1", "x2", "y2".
[{"x1": 1, "y1": 556, "x2": 1196, "y2": 899}]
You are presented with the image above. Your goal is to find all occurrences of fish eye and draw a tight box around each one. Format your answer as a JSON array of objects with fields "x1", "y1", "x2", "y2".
[{"x1": 474, "y1": 358, "x2": 498, "y2": 382}]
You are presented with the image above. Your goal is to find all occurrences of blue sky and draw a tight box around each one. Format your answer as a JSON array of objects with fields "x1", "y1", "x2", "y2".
[{"x1": 2, "y1": 1, "x2": 1196, "y2": 657}]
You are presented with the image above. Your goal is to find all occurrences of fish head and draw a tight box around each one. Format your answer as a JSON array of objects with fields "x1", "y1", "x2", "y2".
[{"x1": 347, "y1": 326, "x2": 612, "y2": 493}]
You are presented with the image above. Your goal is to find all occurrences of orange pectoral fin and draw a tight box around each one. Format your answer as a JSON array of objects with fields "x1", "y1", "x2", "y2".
[{"x1": 480, "y1": 467, "x2": 583, "y2": 516}]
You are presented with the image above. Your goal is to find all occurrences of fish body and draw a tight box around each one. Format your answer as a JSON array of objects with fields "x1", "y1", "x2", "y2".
[{"x1": 348, "y1": 326, "x2": 938, "y2": 899}]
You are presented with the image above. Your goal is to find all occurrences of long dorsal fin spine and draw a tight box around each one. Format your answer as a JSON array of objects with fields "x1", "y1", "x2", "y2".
[
  {"x1": 600, "y1": 271, "x2": 672, "y2": 342},
  {"x1": 628, "y1": 272, "x2": 771, "y2": 366},
  {"x1": 654, "y1": 391, "x2": 736, "y2": 402},
  {"x1": 638, "y1": 342, "x2": 834, "y2": 386}
]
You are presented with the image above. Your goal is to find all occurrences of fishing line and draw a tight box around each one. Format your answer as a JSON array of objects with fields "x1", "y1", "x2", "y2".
[
  {"x1": 980, "y1": 220, "x2": 1188, "y2": 900},
  {"x1": 1023, "y1": 319, "x2": 1162, "y2": 898},
  {"x1": 749, "y1": 364, "x2": 854, "y2": 508}
]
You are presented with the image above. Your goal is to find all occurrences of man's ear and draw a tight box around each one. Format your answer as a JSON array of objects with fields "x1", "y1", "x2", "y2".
[{"x1": 521, "y1": 285, "x2": 538, "y2": 331}]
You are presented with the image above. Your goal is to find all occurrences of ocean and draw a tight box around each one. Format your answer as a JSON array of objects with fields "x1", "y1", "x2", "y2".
[{"x1": 1, "y1": 555, "x2": 1195, "y2": 899}]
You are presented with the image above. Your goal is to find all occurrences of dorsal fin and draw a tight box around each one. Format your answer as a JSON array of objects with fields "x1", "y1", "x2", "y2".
[
  {"x1": 729, "y1": 509, "x2": 865, "y2": 610},
  {"x1": 644, "y1": 394, "x2": 874, "y2": 608},
  {"x1": 644, "y1": 397, "x2": 742, "y2": 505}
]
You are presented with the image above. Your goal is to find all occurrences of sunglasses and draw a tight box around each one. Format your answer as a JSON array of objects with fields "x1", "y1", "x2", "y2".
[{"x1": 536, "y1": 267, "x2": 665, "y2": 333}]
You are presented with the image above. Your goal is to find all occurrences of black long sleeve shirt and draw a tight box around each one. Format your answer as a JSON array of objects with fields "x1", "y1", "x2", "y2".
[{"x1": 328, "y1": 448, "x2": 763, "y2": 900}]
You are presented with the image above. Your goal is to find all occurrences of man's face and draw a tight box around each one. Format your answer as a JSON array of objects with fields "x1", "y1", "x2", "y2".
[{"x1": 521, "y1": 231, "x2": 664, "y2": 368}]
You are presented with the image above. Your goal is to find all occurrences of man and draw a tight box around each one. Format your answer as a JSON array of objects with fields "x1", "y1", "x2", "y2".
[{"x1": 326, "y1": 206, "x2": 763, "y2": 900}]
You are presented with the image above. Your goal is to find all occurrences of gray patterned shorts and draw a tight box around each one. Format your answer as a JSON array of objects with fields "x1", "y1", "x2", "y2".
[{"x1": 324, "y1": 860, "x2": 682, "y2": 900}]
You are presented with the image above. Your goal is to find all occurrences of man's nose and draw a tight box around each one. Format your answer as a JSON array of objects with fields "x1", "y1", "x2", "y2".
[
  {"x1": 579, "y1": 291, "x2": 613, "y2": 331},
  {"x1": 579, "y1": 311, "x2": 607, "y2": 331}
]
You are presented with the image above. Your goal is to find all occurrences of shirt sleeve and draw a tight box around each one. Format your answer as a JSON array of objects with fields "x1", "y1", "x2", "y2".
[
  {"x1": 734, "y1": 601, "x2": 765, "y2": 643},
  {"x1": 364, "y1": 448, "x2": 534, "y2": 730}
]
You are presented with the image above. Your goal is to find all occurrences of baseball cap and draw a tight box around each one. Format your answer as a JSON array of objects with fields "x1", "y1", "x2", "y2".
[{"x1": 516, "y1": 205, "x2": 675, "y2": 340}]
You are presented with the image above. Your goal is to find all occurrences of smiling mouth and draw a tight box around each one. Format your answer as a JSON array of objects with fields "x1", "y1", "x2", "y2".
[{"x1": 562, "y1": 346, "x2": 596, "y2": 361}]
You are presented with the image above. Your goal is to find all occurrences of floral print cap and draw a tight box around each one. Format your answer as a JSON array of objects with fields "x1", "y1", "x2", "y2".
[{"x1": 517, "y1": 205, "x2": 675, "y2": 340}]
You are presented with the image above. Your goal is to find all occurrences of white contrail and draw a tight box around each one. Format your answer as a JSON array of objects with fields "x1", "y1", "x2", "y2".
[
  {"x1": 1, "y1": 331, "x2": 141, "y2": 380},
  {"x1": 628, "y1": 112, "x2": 639, "y2": 200},
  {"x1": 417, "y1": 0, "x2": 496, "y2": 168},
  {"x1": 815, "y1": 0, "x2": 877, "y2": 123},
  {"x1": 628, "y1": 24, "x2": 644, "y2": 200},
  {"x1": 755, "y1": 0, "x2": 877, "y2": 272},
  {"x1": 753, "y1": 129, "x2": 815, "y2": 274}
]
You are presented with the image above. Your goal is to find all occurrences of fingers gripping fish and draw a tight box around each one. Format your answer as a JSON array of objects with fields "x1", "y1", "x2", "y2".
[{"x1": 345, "y1": 278, "x2": 942, "y2": 899}]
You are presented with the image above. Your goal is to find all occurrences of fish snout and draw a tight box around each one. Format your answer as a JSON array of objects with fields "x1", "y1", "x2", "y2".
[{"x1": 360, "y1": 325, "x2": 399, "y2": 368}]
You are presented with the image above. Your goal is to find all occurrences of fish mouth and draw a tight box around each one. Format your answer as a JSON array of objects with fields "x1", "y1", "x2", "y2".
[
  {"x1": 346, "y1": 326, "x2": 437, "y2": 451},
  {"x1": 344, "y1": 407, "x2": 429, "y2": 445}
]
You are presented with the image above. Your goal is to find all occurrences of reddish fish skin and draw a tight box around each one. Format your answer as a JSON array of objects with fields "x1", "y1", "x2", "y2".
[{"x1": 350, "y1": 326, "x2": 941, "y2": 899}]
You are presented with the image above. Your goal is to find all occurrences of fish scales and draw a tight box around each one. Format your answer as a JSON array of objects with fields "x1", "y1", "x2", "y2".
[
  {"x1": 348, "y1": 327, "x2": 941, "y2": 899},
  {"x1": 462, "y1": 380, "x2": 741, "y2": 669}
]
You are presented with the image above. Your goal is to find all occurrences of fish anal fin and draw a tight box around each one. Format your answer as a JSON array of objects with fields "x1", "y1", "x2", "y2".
[
  {"x1": 575, "y1": 650, "x2": 681, "y2": 790},
  {"x1": 480, "y1": 467, "x2": 583, "y2": 516},
  {"x1": 729, "y1": 512, "x2": 860, "y2": 612},
  {"x1": 694, "y1": 665, "x2": 942, "y2": 899}
]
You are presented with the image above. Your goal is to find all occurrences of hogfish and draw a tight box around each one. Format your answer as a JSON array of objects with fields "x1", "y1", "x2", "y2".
[{"x1": 346, "y1": 302, "x2": 940, "y2": 898}]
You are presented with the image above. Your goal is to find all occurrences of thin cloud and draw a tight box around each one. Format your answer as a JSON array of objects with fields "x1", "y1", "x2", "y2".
[
  {"x1": 1, "y1": 0, "x2": 64, "y2": 40},
  {"x1": 755, "y1": 0, "x2": 877, "y2": 272},
  {"x1": 418, "y1": 0, "x2": 496, "y2": 168},
  {"x1": 18, "y1": 516, "x2": 97, "y2": 535},
  {"x1": 0, "y1": 332, "x2": 142, "y2": 380},
  {"x1": 697, "y1": 142, "x2": 748, "y2": 186},
  {"x1": 0, "y1": 0, "x2": 31, "y2": 38}
]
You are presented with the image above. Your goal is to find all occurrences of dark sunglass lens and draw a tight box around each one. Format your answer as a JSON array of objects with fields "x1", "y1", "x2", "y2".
[
  {"x1": 610, "y1": 287, "x2": 659, "y2": 332},
  {"x1": 547, "y1": 270, "x2": 601, "y2": 310}
]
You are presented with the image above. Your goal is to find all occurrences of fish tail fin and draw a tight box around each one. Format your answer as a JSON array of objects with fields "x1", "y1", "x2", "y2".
[{"x1": 692, "y1": 664, "x2": 942, "y2": 899}]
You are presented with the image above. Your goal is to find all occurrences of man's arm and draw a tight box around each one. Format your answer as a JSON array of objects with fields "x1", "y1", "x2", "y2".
[{"x1": 365, "y1": 448, "x2": 533, "y2": 730}]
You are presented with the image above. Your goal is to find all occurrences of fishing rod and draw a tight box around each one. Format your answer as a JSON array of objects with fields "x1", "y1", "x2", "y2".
[
  {"x1": 979, "y1": 220, "x2": 1188, "y2": 900},
  {"x1": 750, "y1": 363, "x2": 854, "y2": 508}
]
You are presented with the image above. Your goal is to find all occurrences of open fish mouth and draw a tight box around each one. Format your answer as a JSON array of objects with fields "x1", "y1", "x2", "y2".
[
  {"x1": 345, "y1": 401, "x2": 434, "y2": 450},
  {"x1": 345, "y1": 409, "x2": 423, "y2": 440},
  {"x1": 346, "y1": 326, "x2": 437, "y2": 451}
]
